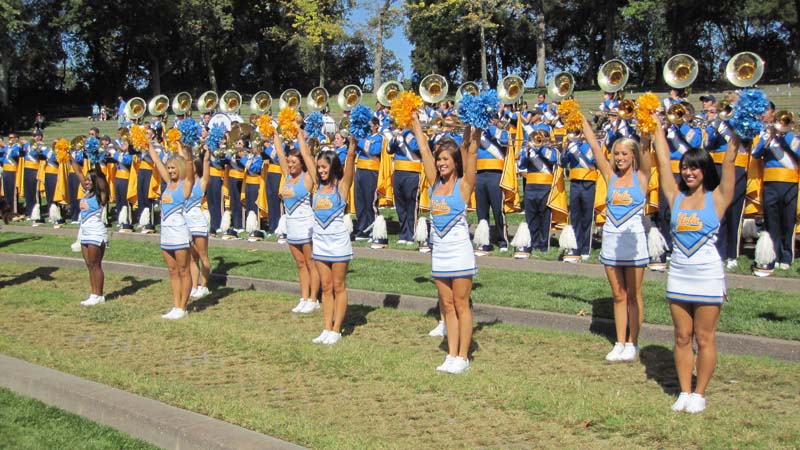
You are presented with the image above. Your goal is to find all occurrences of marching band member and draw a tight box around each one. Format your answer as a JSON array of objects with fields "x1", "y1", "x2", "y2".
[
  {"x1": 241, "y1": 139, "x2": 266, "y2": 240},
  {"x1": 274, "y1": 130, "x2": 320, "y2": 314},
  {"x1": 225, "y1": 137, "x2": 247, "y2": 237},
  {"x1": 389, "y1": 126, "x2": 422, "y2": 245},
  {"x1": 353, "y1": 117, "x2": 384, "y2": 241},
  {"x1": 183, "y1": 145, "x2": 212, "y2": 300},
  {"x1": 561, "y1": 131, "x2": 598, "y2": 259},
  {"x1": 534, "y1": 93, "x2": 548, "y2": 113},
  {"x1": 520, "y1": 130, "x2": 559, "y2": 253},
  {"x1": 333, "y1": 131, "x2": 348, "y2": 164},
  {"x1": 475, "y1": 115, "x2": 510, "y2": 252},
  {"x1": 147, "y1": 142, "x2": 193, "y2": 320},
  {"x1": 752, "y1": 103, "x2": 799, "y2": 271},
  {"x1": 593, "y1": 92, "x2": 618, "y2": 125},
  {"x1": 412, "y1": 112, "x2": 479, "y2": 374},
  {"x1": 263, "y1": 137, "x2": 284, "y2": 236},
  {"x1": 582, "y1": 116, "x2": 651, "y2": 362},
  {"x1": 22, "y1": 132, "x2": 44, "y2": 223},
  {"x1": 41, "y1": 139, "x2": 66, "y2": 228},
  {"x1": 111, "y1": 138, "x2": 135, "y2": 232},
  {"x1": 652, "y1": 112, "x2": 739, "y2": 414},
  {"x1": 70, "y1": 153, "x2": 110, "y2": 306},
  {"x1": 1, "y1": 135, "x2": 22, "y2": 218},
  {"x1": 304, "y1": 130, "x2": 356, "y2": 345},
  {"x1": 603, "y1": 108, "x2": 636, "y2": 149},
  {"x1": 206, "y1": 142, "x2": 226, "y2": 235},
  {"x1": 68, "y1": 137, "x2": 85, "y2": 224},
  {"x1": 135, "y1": 127, "x2": 161, "y2": 233},
  {"x1": 663, "y1": 87, "x2": 687, "y2": 111}
]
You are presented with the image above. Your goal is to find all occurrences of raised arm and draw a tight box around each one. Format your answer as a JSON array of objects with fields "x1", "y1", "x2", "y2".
[
  {"x1": 637, "y1": 133, "x2": 652, "y2": 184},
  {"x1": 70, "y1": 153, "x2": 87, "y2": 186},
  {"x1": 652, "y1": 118, "x2": 679, "y2": 208},
  {"x1": 274, "y1": 133, "x2": 290, "y2": 176},
  {"x1": 201, "y1": 147, "x2": 211, "y2": 192},
  {"x1": 713, "y1": 132, "x2": 739, "y2": 219},
  {"x1": 460, "y1": 126, "x2": 480, "y2": 202},
  {"x1": 148, "y1": 143, "x2": 170, "y2": 181},
  {"x1": 293, "y1": 130, "x2": 317, "y2": 189},
  {"x1": 338, "y1": 135, "x2": 357, "y2": 198},
  {"x1": 411, "y1": 112, "x2": 437, "y2": 184},
  {"x1": 582, "y1": 116, "x2": 613, "y2": 183}
]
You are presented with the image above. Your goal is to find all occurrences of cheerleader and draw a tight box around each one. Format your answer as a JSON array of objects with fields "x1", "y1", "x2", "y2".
[
  {"x1": 412, "y1": 113, "x2": 479, "y2": 375},
  {"x1": 653, "y1": 118, "x2": 737, "y2": 414},
  {"x1": 273, "y1": 130, "x2": 320, "y2": 314},
  {"x1": 582, "y1": 116, "x2": 651, "y2": 362},
  {"x1": 300, "y1": 129, "x2": 356, "y2": 345},
  {"x1": 182, "y1": 144, "x2": 212, "y2": 300},
  {"x1": 70, "y1": 155, "x2": 110, "y2": 306},
  {"x1": 147, "y1": 143, "x2": 193, "y2": 320}
]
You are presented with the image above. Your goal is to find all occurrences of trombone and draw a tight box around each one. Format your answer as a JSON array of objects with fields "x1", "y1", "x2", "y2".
[
  {"x1": 774, "y1": 110, "x2": 795, "y2": 134},
  {"x1": 337, "y1": 85, "x2": 362, "y2": 111},
  {"x1": 279, "y1": 89, "x2": 302, "y2": 110},
  {"x1": 306, "y1": 87, "x2": 329, "y2": 112},
  {"x1": 220, "y1": 90, "x2": 242, "y2": 113},
  {"x1": 148, "y1": 95, "x2": 170, "y2": 117},
  {"x1": 250, "y1": 91, "x2": 272, "y2": 114},
  {"x1": 125, "y1": 97, "x2": 147, "y2": 121},
  {"x1": 498, "y1": 75, "x2": 524, "y2": 104},
  {"x1": 597, "y1": 59, "x2": 629, "y2": 93},
  {"x1": 454, "y1": 81, "x2": 480, "y2": 106},
  {"x1": 547, "y1": 72, "x2": 574, "y2": 101},
  {"x1": 666, "y1": 102, "x2": 695, "y2": 125},
  {"x1": 663, "y1": 54, "x2": 698, "y2": 89},
  {"x1": 528, "y1": 130, "x2": 553, "y2": 148},
  {"x1": 196, "y1": 91, "x2": 219, "y2": 113},
  {"x1": 171, "y1": 92, "x2": 192, "y2": 115},
  {"x1": 618, "y1": 99, "x2": 635, "y2": 121},
  {"x1": 420, "y1": 74, "x2": 448, "y2": 104},
  {"x1": 725, "y1": 52, "x2": 764, "y2": 88},
  {"x1": 376, "y1": 80, "x2": 403, "y2": 106}
]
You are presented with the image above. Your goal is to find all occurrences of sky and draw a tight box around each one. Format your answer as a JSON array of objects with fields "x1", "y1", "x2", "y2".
[{"x1": 346, "y1": 5, "x2": 414, "y2": 79}]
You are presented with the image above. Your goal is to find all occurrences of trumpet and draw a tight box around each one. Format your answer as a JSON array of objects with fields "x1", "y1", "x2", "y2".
[
  {"x1": 454, "y1": 81, "x2": 480, "y2": 106},
  {"x1": 250, "y1": 91, "x2": 272, "y2": 114},
  {"x1": 125, "y1": 97, "x2": 147, "y2": 120},
  {"x1": 725, "y1": 52, "x2": 764, "y2": 88},
  {"x1": 337, "y1": 85, "x2": 362, "y2": 111},
  {"x1": 597, "y1": 59, "x2": 629, "y2": 93},
  {"x1": 171, "y1": 92, "x2": 192, "y2": 115},
  {"x1": 420, "y1": 74, "x2": 448, "y2": 104},
  {"x1": 279, "y1": 89, "x2": 302, "y2": 110},
  {"x1": 306, "y1": 87, "x2": 329, "y2": 112},
  {"x1": 220, "y1": 91, "x2": 242, "y2": 113},
  {"x1": 618, "y1": 99, "x2": 635, "y2": 120},
  {"x1": 718, "y1": 99, "x2": 734, "y2": 121},
  {"x1": 774, "y1": 110, "x2": 795, "y2": 134},
  {"x1": 376, "y1": 80, "x2": 404, "y2": 106},
  {"x1": 548, "y1": 72, "x2": 574, "y2": 101},
  {"x1": 498, "y1": 75, "x2": 524, "y2": 104},
  {"x1": 663, "y1": 54, "x2": 698, "y2": 89},
  {"x1": 197, "y1": 91, "x2": 219, "y2": 113},
  {"x1": 148, "y1": 95, "x2": 170, "y2": 117},
  {"x1": 529, "y1": 130, "x2": 553, "y2": 148},
  {"x1": 666, "y1": 102, "x2": 694, "y2": 125}
]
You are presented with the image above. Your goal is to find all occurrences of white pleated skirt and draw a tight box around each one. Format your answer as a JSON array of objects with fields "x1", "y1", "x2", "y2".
[
  {"x1": 599, "y1": 229, "x2": 649, "y2": 267},
  {"x1": 287, "y1": 214, "x2": 313, "y2": 245},
  {"x1": 667, "y1": 259, "x2": 725, "y2": 304}
]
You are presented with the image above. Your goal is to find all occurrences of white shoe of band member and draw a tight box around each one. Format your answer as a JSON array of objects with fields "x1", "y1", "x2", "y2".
[
  {"x1": 194, "y1": 286, "x2": 210, "y2": 298},
  {"x1": 446, "y1": 356, "x2": 470, "y2": 374},
  {"x1": 436, "y1": 354, "x2": 456, "y2": 372},
  {"x1": 323, "y1": 331, "x2": 342, "y2": 345},
  {"x1": 300, "y1": 300, "x2": 319, "y2": 314},
  {"x1": 428, "y1": 320, "x2": 446, "y2": 337},
  {"x1": 726, "y1": 259, "x2": 738, "y2": 270},
  {"x1": 672, "y1": 392, "x2": 691, "y2": 412},
  {"x1": 685, "y1": 393, "x2": 706, "y2": 414},
  {"x1": 161, "y1": 307, "x2": 178, "y2": 319},
  {"x1": 312, "y1": 330, "x2": 330, "y2": 344},
  {"x1": 605, "y1": 342, "x2": 625, "y2": 362},
  {"x1": 292, "y1": 298, "x2": 307, "y2": 313},
  {"x1": 618, "y1": 343, "x2": 639, "y2": 362}
]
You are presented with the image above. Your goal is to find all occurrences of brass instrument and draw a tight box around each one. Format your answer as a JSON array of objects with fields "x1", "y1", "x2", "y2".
[
  {"x1": 147, "y1": 95, "x2": 170, "y2": 117},
  {"x1": 376, "y1": 80, "x2": 404, "y2": 106},
  {"x1": 306, "y1": 87, "x2": 329, "y2": 112},
  {"x1": 774, "y1": 110, "x2": 795, "y2": 134},
  {"x1": 250, "y1": 91, "x2": 272, "y2": 114},
  {"x1": 597, "y1": 59, "x2": 629, "y2": 93},
  {"x1": 548, "y1": 72, "x2": 574, "y2": 101},
  {"x1": 663, "y1": 54, "x2": 698, "y2": 89},
  {"x1": 118, "y1": 127, "x2": 130, "y2": 140},
  {"x1": 337, "y1": 85, "x2": 362, "y2": 111},
  {"x1": 426, "y1": 116, "x2": 445, "y2": 133},
  {"x1": 725, "y1": 52, "x2": 764, "y2": 88},
  {"x1": 530, "y1": 130, "x2": 553, "y2": 148},
  {"x1": 420, "y1": 74, "x2": 448, "y2": 104},
  {"x1": 498, "y1": 75, "x2": 524, "y2": 104},
  {"x1": 124, "y1": 97, "x2": 147, "y2": 120},
  {"x1": 339, "y1": 117, "x2": 350, "y2": 138},
  {"x1": 220, "y1": 91, "x2": 242, "y2": 113},
  {"x1": 666, "y1": 102, "x2": 694, "y2": 125},
  {"x1": 197, "y1": 91, "x2": 219, "y2": 113},
  {"x1": 171, "y1": 92, "x2": 192, "y2": 115},
  {"x1": 618, "y1": 99, "x2": 635, "y2": 120},
  {"x1": 717, "y1": 99, "x2": 734, "y2": 121},
  {"x1": 71, "y1": 135, "x2": 86, "y2": 151},
  {"x1": 454, "y1": 81, "x2": 480, "y2": 106},
  {"x1": 279, "y1": 89, "x2": 302, "y2": 110}
]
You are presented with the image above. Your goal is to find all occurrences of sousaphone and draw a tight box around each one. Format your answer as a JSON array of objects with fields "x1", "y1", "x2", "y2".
[{"x1": 597, "y1": 59, "x2": 629, "y2": 93}]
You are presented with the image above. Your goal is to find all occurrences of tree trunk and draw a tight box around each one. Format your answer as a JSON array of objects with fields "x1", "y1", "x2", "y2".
[
  {"x1": 373, "y1": 1, "x2": 390, "y2": 92},
  {"x1": 150, "y1": 56, "x2": 161, "y2": 96},
  {"x1": 460, "y1": 32, "x2": 469, "y2": 82},
  {"x1": 534, "y1": 3, "x2": 546, "y2": 88},
  {"x1": 0, "y1": 59, "x2": 8, "y2": 107},
  {"x1": 319, "y1": 41, "x2": 326, "y2": 87},
  {"x1": 603, "y1": 0, "x2": 617, "y2": 60},
  {"x1": 204, "y1": 51, "x2": 218, "y2": 92},
  {"x1": 480, "y1": 22, "x2": 488, "y2": 89}
]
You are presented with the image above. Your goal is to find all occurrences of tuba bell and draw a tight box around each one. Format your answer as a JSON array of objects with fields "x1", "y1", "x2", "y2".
[
  {"x1": 147, "y1": 95, "x2": 170, "y2": 117},
  {"x1": 171, "y1": 92, "x2": 193, "y2": 115},
  {"x1": 663, "y1": 54, "x2": 698, "y2": 89},
  {"x1": 725, "y1": 52, "x2": 764, "y2": 88},
  {"x1": 548, "y1": 72, "x2": 575, "y2": 101},
  {"x1": 306, "y1": 87, "x2": 329, "y2": 112},
  {"x1": 197, "y1": 91, "x2": 219, "y2": 113},
  {"x1": 597, "y1": 59, "x2": 629, "y2": 93},
  {"x1": 279, "y1": 89, "x2": 302, "y2": 110},
  {"x1": 220, "y1": 90, "x2": 242, "y2": 113},
  {"x1": 420, "y1": 74, "x2": 448, "y2": 104},
  {"x1": 125, "y1": 97, "x2": 147, "y2": 120},
  {"x1": 498, "y1": 75, "x2": 524, "y2": 104},
  {"x1": 250, "y1": 91, "x2": 272, "y2": 114},
  {"x1": 774, "y1": 110, "x2": 795, "y2": 134},
  {"x1": 337, "y1": 85, "x2": 362, "y2": 111},
  {"x1": 454, "y1": 81, "x2": 480, "y2": 106},
  {"x1": 618, "y1": 99, "x2": 635, "y2": 120},
  {"x1": 376, "y1": 80, "x2": 404, "y2": 106}
]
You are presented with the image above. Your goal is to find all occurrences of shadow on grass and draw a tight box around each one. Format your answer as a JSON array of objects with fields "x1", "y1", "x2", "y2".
[
  {"x1": 639, "y1": 344, "x2": 689, "y2": 396},
  {"x1": 435, "y1": 318, "x2": 498, "y2": 360},
  {"x1": 188, "y1": 286, "x2": 235, "y2": 313},
  {"x1": 341, "y1": 304, "x2": 376, "y2": 337},
  {"x1": 0, "y1": 266, "x2": 58, "y2": 289},
  {"x1": 759, "y1": 312, "x2": 797, "y2": 323},
  {"x1": 212, "y1": 256, "x2": 259, "y2": 275},
  {"x1": 105, "y1": 276, "x2": 161, "y2": 301},
  {"x1": 0, "y1": 235, "x2": 42, "y2": 248},
  {"x1": 549, "y1": 291, "x2": 617, "y2": 343}
]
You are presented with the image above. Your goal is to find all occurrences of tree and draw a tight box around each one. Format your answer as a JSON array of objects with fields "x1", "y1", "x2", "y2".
[
  {"x1": 362, "y1": 0, "x2": 403, "y2": 92},
  {"x1": 288, "y1": 0, "x2": 351, "y2": 86}
]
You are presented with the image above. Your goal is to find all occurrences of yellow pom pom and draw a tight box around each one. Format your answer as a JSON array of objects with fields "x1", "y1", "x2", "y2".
[
  {"x1": 635, "y1": 92, "x2": 660, "y2": 135},
  {"x1": 166, "y1": 128, "x2": 182, "y2": 153},
  {"x1": 390, "y1": 91, "x2": 423, "y2": 129},
  {"x1": 278, "y1": 108, "x2": 299, "y2": 140},
  {"x1": 257, "y1": 114, "x2": 275, "y2": 138},
  {"x1": 130, "y1": 125, "x2": 148, "y2": 151},
  {"x1": 557, "y1": 99, "x2": 584, "y2": 132},
  {"x1": 55, "y1": 138, "x2": 70, "y2": 164}
]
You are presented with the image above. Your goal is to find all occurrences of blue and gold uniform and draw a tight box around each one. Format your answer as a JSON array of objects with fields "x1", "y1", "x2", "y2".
[
  {"x1": 111, "y1": 143, "x2": 134, "y2": 230},
  {"x1": 1, "y1": 139, "x2": 21, "y2": 214},
  {"x1": 206, "y1": 151, "x2": 226, "y2": 233},
  {"x1": 561, "y1": 138, "x2": 598, "y2": 257},
  {"x1": 521, "y1": 137, "x2": 559, "y2": 252},
  {"x1": 263, "y1": 143, "x2": 283, "y2": 234},
  {"x1": 226, "y1": 150, "x2": 246, "y2": 232},
  {"x1": 22, "y1": 140, "x2": 43, "y2": 219},
  {"x1": 389, "y1": 129, "x2": 422, "y2": 243},
  {"x1": 68, "y1": 148, "x2": 85, "y2": 222},
  {"x1": 476, "y1": 123, "x2": 509, "y2": 250},
  {"x1": 241, "y1": 151, "x2": 264, "y2": 228},
  {"x1": 354, "y1": 131, "x2": 384, "y2": 239}
]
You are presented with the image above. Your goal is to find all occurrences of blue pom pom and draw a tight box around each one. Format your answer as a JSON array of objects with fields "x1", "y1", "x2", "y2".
[
  {"x1": 732, "y1": 89, "x2": 770, "y2": 139},
  {"x1": 305, "y1": 112, "x2": 325, "y2": 141},
  {"x1": 206, "y1": 124, "x2": 227, "y2": 151},
  {"x1": 85, "y1": 136, "x2": 100, "y2": 165},
  {"x1": 458, "y1": 90, "x2": 499, "y2": 129},
  {"x1": 349, "y1": 104, "x2": 373, "y2": 140},
  {"x1": 178, "y1": 118, "x2": 202, "y2": 147}
]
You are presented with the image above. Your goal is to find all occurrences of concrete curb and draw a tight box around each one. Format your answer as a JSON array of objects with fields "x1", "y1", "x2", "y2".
[
  {"x1": 6, "y1": 252, "x2": 799, "y2": 362},
  {"x1": 4, "y1": 224, "x2": 800, "y2": 293},
  {"x1": 0, "y1": 354, "x2": 306, "y2": 450}
]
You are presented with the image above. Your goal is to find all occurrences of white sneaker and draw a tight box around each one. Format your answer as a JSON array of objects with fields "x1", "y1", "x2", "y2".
[
  {"x1": 189, "y1": 287, "x2": 198, "y2": 298},
  {"x1": 292, "y1": 298, "x2": 307, "y2": 313},
  {"x1": 164, "y1": 308, "x2": 187, "y2": 320},
  {"x1": 605, "y1": 342, "x2": 625, "y2": 362},
  {"x1": 685, "y1": 393, "x2": 706, "y2": 414},
  {"x1": 323, "y1": 331, "x2": 342, "y2": 345},
  {"x1": 161, "y1": 307, "x2": 178, "y2": 319},
  {"x1": 726, "y1": 259, "x2": 738, "y2": 270},
  {"x1": 446, "y1": 356, "x2": 470, "y2": 374},
  {"x1": 80, "y1": 294, "x2": 97, "y2": 306},
  {"x1": 672, "y1": 392, "x2": 691, "y2": 412},
  {"x1": 428, "y1": 320, "x2": 446, "y2": 337},
  {"x1": 194, "y1": 286, "x2": 210, "y2": 298},
  {"x1": 83, "y1": 295, "x2": 105, "y2": 306},
  {"x1": 436, "y1": 354, "x2": 456, "y2": 372},
  {"x1": 397, "y1": 239, "x2": 408, "y2": 245},
  {"x1": 581, "y1": 254, "x2": 590, "y2": 261},
  {"x1": 619, "y1": 343, "x2": 639, "y2": 362},
  {"x1": 778, "y1": 262, "x2": 791, "y2": 270},
  {"x1": 300, "y1": 300, "x2": 319, "y2": 313},
  {"x1": 312, "y1": 330, "x2": 330, "y2": 344}
]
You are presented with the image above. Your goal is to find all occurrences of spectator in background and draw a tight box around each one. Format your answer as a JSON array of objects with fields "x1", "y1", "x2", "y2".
[
  {"x1": 117, "y1": 97, "x2": 126, "y2": 128},
  {"x1": 91, "y1": 102, "x2": 100, "y2": 121},
  {"x1": 100, "y1": 105, "x2": 108, "y2": 121},
  {"x1": 34, "y1": 112, "x2": 45, "y2": 132}
]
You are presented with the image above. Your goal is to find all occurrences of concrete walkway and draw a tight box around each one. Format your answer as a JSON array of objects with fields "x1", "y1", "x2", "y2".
[
  {"x1": 6, "y1": 252, "x2": 799, "y2": 362},
  {"x1": 0, "y1": 354, "x2": 306, "y2": 450},
  {"x1": 4, "y1": 224, "x2": 800, "y2": 293}
]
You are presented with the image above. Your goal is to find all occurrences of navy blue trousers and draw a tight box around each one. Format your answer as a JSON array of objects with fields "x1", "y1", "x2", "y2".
[
  {"x1": 392, "y1": 170, "x2": 420, "y2": 242},
  {"x1": 524, "y1": 183, "x2": 551, "y2": 252},
  {"x1": 355, "y1": 168, "x2": 378, "y2": 235},
  {"x1": 266, "y1": 172, "x2": 282, "y2": 233},
  {"x1": 476, "y1": 170, "x2": 507, "y2": 247},
  {"x1": 207, "y1": 175, "x2": 223, "y2": 232},
  {"x1": 569, "y1": 180, "x2": 596, "y2": 256},
  {"x1": 228, "y1": 177, "x2": 243, "y2": 230},
  {"x1": 23, "y1": 168, "x2": 39, "y2": 217},
  {"x1": 136, "y1": 169, "x2": 154, "y2": 225},
  {"x1": 1, "y1": 170, "x2": 16, "y2": 211},
  {"x1": 763, "y1": 181, "x2": 797, "y2": 265},
  {"x1": 68, "y1": 172, "x2": 81, "y2": 221},
  {"x1": 715, "y1": 165, "x2": 746, "y2": 260}
]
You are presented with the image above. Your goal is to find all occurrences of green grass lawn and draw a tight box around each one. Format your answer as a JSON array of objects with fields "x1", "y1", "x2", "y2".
[
  {"x1": 0, "y1": 387, "x2": 157, "y2": 450},
  {"x1": 1, "y1": 231, "x2": 798, "y2": 341},
  {"x1": 0, "y1": 263, "x2": 797, "y2": 449}
]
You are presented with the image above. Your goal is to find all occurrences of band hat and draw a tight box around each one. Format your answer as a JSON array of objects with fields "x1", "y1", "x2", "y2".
[
  {"x1": 32, "y1": 131, "x2": 43, "y2": 137},
  {"x1": 699, "y1": 94, "x2": 716, "y2": 102}
]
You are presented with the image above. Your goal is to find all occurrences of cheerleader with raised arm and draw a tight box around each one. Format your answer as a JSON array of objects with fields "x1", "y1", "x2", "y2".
[
  {"x1": 273, "y1": 130, "x2": 321, "y2": 314},
  {"x1": 582, "y1": 116, "x2": 651, "y2": 362},
  {"x1": 412, "y1": 112, "x2": 479, "y2": 374},
  {"x1": 181, "y1": 144, "x2": 212, "y2": 300}
]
